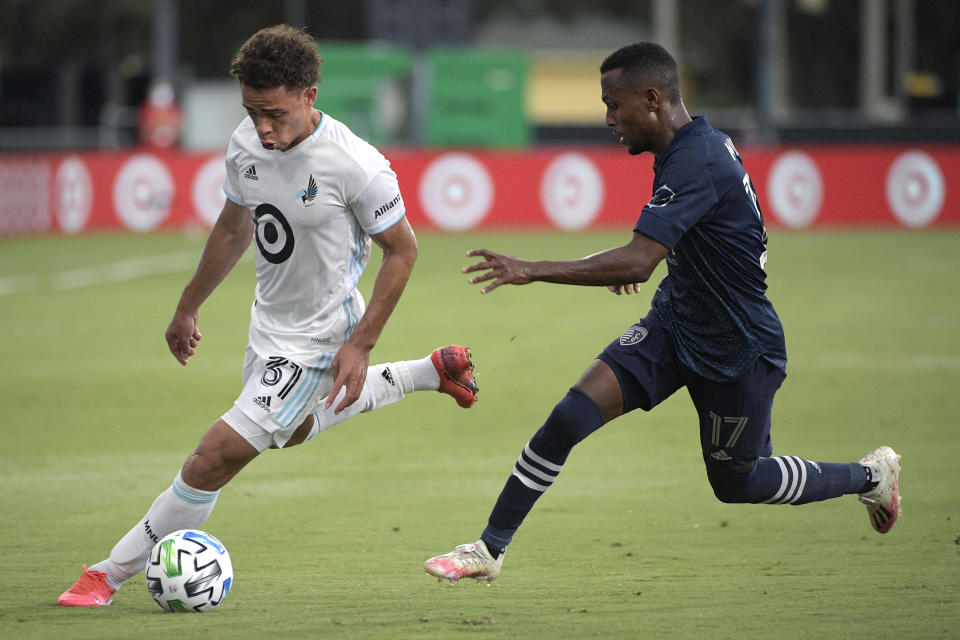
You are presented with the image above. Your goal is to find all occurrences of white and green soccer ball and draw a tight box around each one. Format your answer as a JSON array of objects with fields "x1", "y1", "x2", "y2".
[{"x1": 145, "y1": 529, "x2": 233, "y2": 613}]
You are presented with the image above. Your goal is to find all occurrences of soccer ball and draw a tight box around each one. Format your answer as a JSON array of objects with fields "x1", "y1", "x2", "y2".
[{"x1": 145, "y1": 529, "x2": 233, "y2": 613}]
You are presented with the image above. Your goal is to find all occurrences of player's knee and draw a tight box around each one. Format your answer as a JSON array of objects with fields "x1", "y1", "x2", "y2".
[
  {"x1": 182, "y1": 421, "x2": 258, "y2": 490},
  {"x1": 540, "y1": 388, "x2": 604, "y2": 449},
  {"x1": 705, "y1": 463, "x2": 758, "y2": 504},
  {"x1": 708, "y1": 476, "x2": 750, "y2": 503}
]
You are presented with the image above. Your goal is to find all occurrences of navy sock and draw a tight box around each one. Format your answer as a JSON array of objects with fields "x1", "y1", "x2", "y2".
[
  {"x1": 709, "y1": 456, "x2": 867, "y2": 505},
  {"x1": 481, "y1": 388, "x2": 604, "y2": 554}
]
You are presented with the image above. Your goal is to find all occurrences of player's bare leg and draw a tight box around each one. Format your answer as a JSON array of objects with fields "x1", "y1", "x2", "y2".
[{"x1": 180, "y1": 419, "x2": 260, "y2": 490}]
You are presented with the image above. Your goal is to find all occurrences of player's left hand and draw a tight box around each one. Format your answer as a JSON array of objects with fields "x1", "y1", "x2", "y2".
[
  {"x1": 607, "y1": 283, "x2": 642, "y2": 295},
  {"x1": 326, "y1": 342, "x2": 370, "y2": 413}
]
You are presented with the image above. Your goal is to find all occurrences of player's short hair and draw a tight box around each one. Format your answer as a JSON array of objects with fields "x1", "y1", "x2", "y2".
[
  {"x1": 230, "y1": 24, "x2": 322, "y2": 92},
  {"x1": 600, "y1": 42, "x2": 681, "y2": 104}
]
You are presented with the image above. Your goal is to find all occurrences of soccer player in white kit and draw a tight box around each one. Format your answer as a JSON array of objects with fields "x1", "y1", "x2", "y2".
[{"x1": 57, "y1": 24, "x2": 478, "y2": 607}]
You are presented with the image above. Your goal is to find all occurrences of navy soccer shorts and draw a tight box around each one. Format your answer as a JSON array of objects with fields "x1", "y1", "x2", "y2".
[{"x1": 597, "y1": 310, "x2": 786, "y2": 472}]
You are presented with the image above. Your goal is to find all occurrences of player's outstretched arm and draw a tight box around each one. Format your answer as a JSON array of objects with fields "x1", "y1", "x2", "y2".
[
  {"x1": 326, "y1": 217, "x2": 418, "y2": 413},
  {"x1": 463, "y1": 231, "x2": 668, "y2": 294},
  {"x1": 165, "y1": 200, "x2": 253, "y2": 365}
]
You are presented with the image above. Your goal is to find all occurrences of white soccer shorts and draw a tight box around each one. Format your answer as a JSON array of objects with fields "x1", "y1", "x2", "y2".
[{"x1": 222, "y1": 346, "x2": 336, "y2": 451}]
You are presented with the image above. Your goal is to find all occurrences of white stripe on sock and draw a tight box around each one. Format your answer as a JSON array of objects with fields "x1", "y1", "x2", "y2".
[
  {"x1": 787, "y1": 456, "x2": 809, "y2": 504},
  {"x1": 522, "y1": 444, "x2": 564, "y2": 472},
  {"x1": 515, "y1": 456, "x2": 558, "y2": 485},
  {"x1": 511, "y1": 469, "x2": 550, "y2": 492},
  {"x1": 776, "y1": 456, "x2": 800, "y2": 504},
  {"x1": 762, "y1": 456, "x2": 790, "y2": 504}
]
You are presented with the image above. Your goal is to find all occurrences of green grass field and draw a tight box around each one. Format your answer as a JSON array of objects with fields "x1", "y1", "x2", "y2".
[{"x1": 1, "y1": 230, "x2": 958, "y2": 639}]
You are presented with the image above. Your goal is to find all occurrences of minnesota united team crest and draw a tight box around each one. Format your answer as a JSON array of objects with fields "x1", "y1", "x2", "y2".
[
  {"x1": 296, "y1": 174, "x2": 319, "y2": 207},
  {"x1": 619, "y1": 323, "x2": 649, "y2": 346}
]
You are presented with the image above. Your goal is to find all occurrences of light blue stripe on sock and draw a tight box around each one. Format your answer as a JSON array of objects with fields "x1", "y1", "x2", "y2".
[{"x1": 173, "y1": 474, "x2": 220, "y2": 504}]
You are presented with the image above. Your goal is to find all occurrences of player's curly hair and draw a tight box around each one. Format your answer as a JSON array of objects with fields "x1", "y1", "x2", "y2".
[
  {"x1": 600, "y1": 42, "x2": 682, "y2": 104},
  {"x1": 230, "y1": 24, "x2": 322, "y2": 91}
]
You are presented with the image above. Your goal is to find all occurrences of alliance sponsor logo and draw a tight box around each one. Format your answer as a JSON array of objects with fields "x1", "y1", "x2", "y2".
[{"x1": 374, "y1": 194, "x2": 401, "y2": 218}]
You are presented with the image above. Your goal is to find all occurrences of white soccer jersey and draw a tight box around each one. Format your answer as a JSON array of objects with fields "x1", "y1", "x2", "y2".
[{"x1": 223, "y1": 112, "x2": 406, "y2": 361}]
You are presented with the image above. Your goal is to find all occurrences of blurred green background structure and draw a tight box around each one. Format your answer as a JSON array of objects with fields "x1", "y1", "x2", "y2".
[{"x1": 1, "y1": 0, "x2": 959, "y2": 150}]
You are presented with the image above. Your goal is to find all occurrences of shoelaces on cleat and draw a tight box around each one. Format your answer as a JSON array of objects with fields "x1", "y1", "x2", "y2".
[{"x1": 68, "y1": 571, "x2": 108, "y2": 594}]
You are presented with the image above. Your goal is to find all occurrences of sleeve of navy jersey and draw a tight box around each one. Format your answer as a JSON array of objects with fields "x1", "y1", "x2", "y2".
[{"x1": 632, "y1": 143, "x2": 717, "y2": 249}]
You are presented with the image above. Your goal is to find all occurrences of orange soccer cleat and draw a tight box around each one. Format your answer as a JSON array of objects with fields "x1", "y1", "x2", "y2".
[
  {"x1": 431, "y1": 345, "x2": 478, "y2": 409},
  {"x1": 57, "y1": 565, "x2": 116, "y2": 607}
]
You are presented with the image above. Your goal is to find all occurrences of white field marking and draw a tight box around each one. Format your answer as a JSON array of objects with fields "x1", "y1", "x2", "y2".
[{"x1": 0, "y1": 250, "x2": 250, "y2": 296}]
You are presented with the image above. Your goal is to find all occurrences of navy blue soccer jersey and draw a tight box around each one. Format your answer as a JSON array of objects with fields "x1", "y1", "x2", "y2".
[{"x1": 633, "y1": 116, "x2": 786, "y2": 382}]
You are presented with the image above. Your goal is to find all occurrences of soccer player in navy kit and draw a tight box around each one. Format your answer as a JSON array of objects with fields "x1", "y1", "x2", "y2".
[{"x1": 424, "y1": 42, "x2": 902, "y2": 584}]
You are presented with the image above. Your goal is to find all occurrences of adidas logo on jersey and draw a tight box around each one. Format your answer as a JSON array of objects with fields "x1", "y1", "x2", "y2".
[
  {"x1": 253, "y1": 395, "x2": 272, "y2": 412},
  {"x1": 243, "y1": 165, "x2": 258, "y2": 181},
  {"x1": 381, "y1": 367, "x2": 395, "y2": 386}
]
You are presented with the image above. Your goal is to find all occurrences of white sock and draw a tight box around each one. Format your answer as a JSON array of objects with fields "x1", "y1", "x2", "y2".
[
  {"x1": 400, "y1": 356, "x2": 441, "y2": 391},
  {"x1": 90, "y1": 471, "x2": 219, "y2": 590},
  {"x1": 310, "y1": 358, "x2": 439, "y2": 435}
]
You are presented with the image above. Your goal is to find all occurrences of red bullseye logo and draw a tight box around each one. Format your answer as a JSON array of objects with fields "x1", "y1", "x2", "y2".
[
  {"x1": 418, "y1": 153, "x2": 493, "y2": 231},
  {"x1": 54, "y1": 156, "x2": 93, "y2": 234},
  {"x1": 540, "y1": 153, "x2": 604, "y2": 230},
  {"x1": 113, "y1": 154, "x2": 175, "y2": 231},
  {"x1": 885, "y1": 151, "x2": 944, "y2": 228},
  {"x1": 767, "y1": 151, "x2": 823, "y2": 228},
  {"x1": 192, "y1": 154, "x2": 226, "y2": 227}
]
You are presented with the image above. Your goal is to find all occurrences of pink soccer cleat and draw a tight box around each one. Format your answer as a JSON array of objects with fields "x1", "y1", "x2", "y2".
[
  {"x1": 431, "y1": 345, "x2": 478, "y2": 409},
  {"x1": 57, "y1": 565, "x2": 116, "y2": 607},
  {"x1": 858, "y1": 446, "x2": 902, "y2": 534},
  {"x1": 424, "y1": 540, "x2": 503, "y2": 584}
]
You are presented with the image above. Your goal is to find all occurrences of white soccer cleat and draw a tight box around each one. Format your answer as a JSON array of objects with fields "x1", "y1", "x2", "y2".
[
  {"x1": 858, "y1": 446, "x2": 902, "y2": 534},
  {"x1": 424, "y1": 539, "x2": 503, "y2": 585}
]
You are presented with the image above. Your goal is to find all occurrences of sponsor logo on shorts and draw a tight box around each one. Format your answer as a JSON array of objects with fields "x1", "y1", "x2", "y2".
[
  {"x1": 710, "y1": 449, "x2": 733, "y2": 461},
  {"x1": 253, "y1": 395, "x2": 272, "y2": 412},
  {"x1": 619, "y1": 324, "x2": 649, "y2": 346}
]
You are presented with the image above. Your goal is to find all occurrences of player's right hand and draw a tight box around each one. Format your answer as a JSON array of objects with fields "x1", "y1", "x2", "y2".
[
  {"x1": 462, "y1": 248, "x2": 532, "y2": 294},
  {"x1": 165, "y1": 310, "x2": 202, "y2": 365}
]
